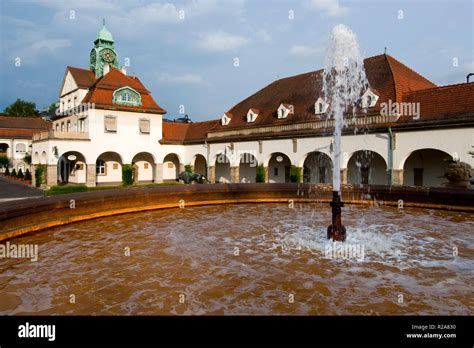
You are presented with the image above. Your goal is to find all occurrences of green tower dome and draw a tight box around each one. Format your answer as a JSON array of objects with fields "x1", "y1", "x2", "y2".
[
  {"x1": 90, "y1": 19, "x2": 119, "y2": 78},
  {"x1": 95, "y1": 20, "x2": 114, "y2": 43}
]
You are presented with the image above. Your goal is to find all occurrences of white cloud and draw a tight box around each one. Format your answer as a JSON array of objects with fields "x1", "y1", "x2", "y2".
[
  {"x1": 307, "y1": 0, "x2": 348, "y2": 16},
  {"x1": 159, "y1": 73, "x2": 204, "y2": 84},
  {"x1": 197, "y1": 30, "x2": 249, "y2": 52},
  {"x1": 289, "y1": 44, "x2": 323, "y2": 58}
]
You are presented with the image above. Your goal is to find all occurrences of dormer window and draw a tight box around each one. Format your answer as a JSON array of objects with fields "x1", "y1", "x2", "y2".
[
  {"x1": 221, "y1": 112, "x2": 231, "y2": 126},
  {"x1": 314, "y1": 97, "x2": 328, "y2": 115},
  {"x1": 113, "y1": 86, "x2": 142, "y2": 107},
  {"x1": 278, "y1": 103, "x2": 293, "y2": 119},
  {"x1": 361, "y1": 89, "x2": 379, "y2": 108},
  {"x1": 247, "y1": 108, "x2": 260, "y2": 123}
]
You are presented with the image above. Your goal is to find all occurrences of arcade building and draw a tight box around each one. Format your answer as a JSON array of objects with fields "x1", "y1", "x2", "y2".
[{"x1": 30, "y1": 23, "x2": 474, "y2": 188}]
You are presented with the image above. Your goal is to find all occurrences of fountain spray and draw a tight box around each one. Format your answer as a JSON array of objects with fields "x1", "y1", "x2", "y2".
[{"x1": 322, "y1": 25, "x2": 369, "y2": 242}]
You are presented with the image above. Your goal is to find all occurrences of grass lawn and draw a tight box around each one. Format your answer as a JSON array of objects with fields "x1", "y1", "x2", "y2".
[{"x1": 46, "y1": 181, "x2": 182, "y2": 196}]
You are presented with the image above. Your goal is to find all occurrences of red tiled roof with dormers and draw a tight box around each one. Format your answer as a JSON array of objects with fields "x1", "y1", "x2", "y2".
[
  {"x1": 207, "y1": 54, "x2": 437, "y2": 132},
  {"x1": 81, "y1": 68, "x2": 166, "y2": 114},
  {"x1": 162, "y1": 53, "x2": 472, "y2": 143}
]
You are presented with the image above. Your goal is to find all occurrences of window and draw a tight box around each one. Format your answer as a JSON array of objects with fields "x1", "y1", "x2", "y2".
[
  {"x1": 361, "y1": 89, "x2": 379, "y2": 108},
  {"x1": 55, "y1": 123, "x2": 59, "y2": 132},
  {"x1": 315, "y1": 98, "x2": 328, "y2": 115},
  {"x1": 247, "y1": 109, "x2": 259, "y2": 123},
  {"x1": 139, "y1": 119, "x2": 150, "y2": 134},
  {"x1": 61, "y1": 122, "x2": 65, "y2": 132},
  {"x1": 15, "y1": 143, "x2": 26, "y2": 153},
  {"x1": 79, "y1": 119, "x2": 85, "y2": 132},
  {"x1": 274, "y1": 167, "x2": 278, "y2": 176},
  {"x1": 144, "y1": 163, "x2": 149, "y2": 169},
  {"x1": 221, "y1": 113, "x2": 231, "y2": 126},
  {"x1": 67, "y1": 121, "x2": 71, "y2": 132},
  {"x1": 96, "y1": 160, "x2": 106, "y2": 175},
  {"x1": 73, "y1": 96, "x2": 77, "y2": 107},
  {"x1": 104, "y1": 116, "x2": 117, "y2": 133},
  {"x1": 112, "y1": 87, "x2": 142, "y2": 107}
]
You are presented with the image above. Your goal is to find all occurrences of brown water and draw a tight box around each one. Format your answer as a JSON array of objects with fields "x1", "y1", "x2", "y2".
[{"x1": 0, "y1": 203, "x2": 473, "y2": 315}]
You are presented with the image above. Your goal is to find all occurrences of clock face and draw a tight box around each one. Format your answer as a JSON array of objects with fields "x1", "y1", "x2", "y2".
[{"x1": 101, "y1": 49, "x2": 115, "y2": 63}]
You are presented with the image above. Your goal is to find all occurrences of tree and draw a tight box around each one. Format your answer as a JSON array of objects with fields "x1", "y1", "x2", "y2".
[
  {"x1": 4, "y1": 99, "x2": 38, "y2": 117},
  {"x1": 25, "y1": 168, "x2": 32, "y2": 181},
  {"x1": 17, "y1": 168, "x2": 24, "y2": 179}
]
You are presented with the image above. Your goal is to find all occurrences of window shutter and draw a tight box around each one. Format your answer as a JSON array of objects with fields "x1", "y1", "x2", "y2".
[
  {"x1": 139, "y1": 119, "x2": 150, "y2": 133},
  {"x1": 105, "y1": 116, "x2": 117, "y2": 132}
]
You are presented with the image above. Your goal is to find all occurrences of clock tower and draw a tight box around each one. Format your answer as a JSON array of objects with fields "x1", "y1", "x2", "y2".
[{"x1": 89, "y1": 19, "x2": 119, "y2": 78}]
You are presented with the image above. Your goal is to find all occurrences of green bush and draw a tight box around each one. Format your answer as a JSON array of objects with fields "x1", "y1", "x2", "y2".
[
  {"x1": 23, "y1": 153, "x2": 32, "y2": 165},
  {"x1": 5, "y1": 167, "x2": 10, "y2": 176},
  {"x1": 47, "y1": 185, "x2": 88, "y2": 196},
  {"x1": 185, "y1": 164, "x2": 193, "y2": 173},
  {"x1": 290, "y1": 165, "x2": 301, "y2": 183},
  {"x1": 17, "y1": 168, "x2": 24, "y2": 179},
  {"x1": 11, "y1": 168, "x2": 17, "y2": 177},
  {"x1": 35, "y1": 165, "x2": 45, "y2": 187},
  {"x1": 25, "y1": 168, "x2": 32, "y2": 181},
  {"x1": 122, "y1": 164, "x2": 134, "y2": 186},
  {"x1": 256, "y1": 164, "x2": 266, "y2": 183}
]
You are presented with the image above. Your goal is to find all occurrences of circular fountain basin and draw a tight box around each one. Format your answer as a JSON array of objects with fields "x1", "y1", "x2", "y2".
[{"x1": 0, "y1": 203, "x2": 472, "y2": 315}]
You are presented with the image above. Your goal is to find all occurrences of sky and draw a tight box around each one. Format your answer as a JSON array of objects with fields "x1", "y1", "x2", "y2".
[{"x1": 0, "y1": 0, "x2": 472, "y2": 121}]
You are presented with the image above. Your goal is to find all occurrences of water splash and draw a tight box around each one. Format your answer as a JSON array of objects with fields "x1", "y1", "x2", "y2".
[{"x1": 322, "y1": 25, "x2": 369, "y2": 192}]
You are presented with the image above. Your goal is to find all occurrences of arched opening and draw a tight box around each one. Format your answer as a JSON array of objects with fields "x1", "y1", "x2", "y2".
[
  {"x1": 239, "y1": 153, "x2": 258, "y2": 183},
  {"x1": 0, "y1": 143, "x2": 9, "y2": 155},
  {"x1": 33, "y1": 152, "x2": 39, "y2": 164},
  {"x1": 303, "y1": 152, "x2": 333, "y2": 183},
  {"x1": 96, "y1": 152, "x2": 123, "y2": 186},
  {"x1": 57, "y1": 151, "x2": 87, "y2": 184},
  {"x1": 132, "y1": 152, "x2": 155, "y2": 184},
  {"x1": 194, "y1": 154, "x2": 207, "y2": 176},
  {"x1": 268, "y1": 152, "x2": 291, "y2": 183},
  {"x1": 215, "y1": 153, "x2": 231, "y2": 183},
  {"x1": 40, "y1": 151, "x2": 47, "y2": 165},
  {"x1": 163, "y1": 153, "x2": 180, "y2": 181},
  {"x1": 403, "y1": 149, "x2": 452, "y2": 187},
  {"x1": 347, "y1": 150, "x2": 387, "y2": 185}
]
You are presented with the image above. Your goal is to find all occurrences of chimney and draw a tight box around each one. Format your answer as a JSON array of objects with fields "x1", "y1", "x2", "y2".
[
  {"x1": 103, "y1": 63, "x2": 110, "y2": 75},
  {"x1": 121, "y1": 66, "x2": 127, "y2": 75}
]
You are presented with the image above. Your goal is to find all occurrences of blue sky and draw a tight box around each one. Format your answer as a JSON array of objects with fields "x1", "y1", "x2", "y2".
[{"x1": 0, "y1": 0, "x2": 472, "y2": 121}]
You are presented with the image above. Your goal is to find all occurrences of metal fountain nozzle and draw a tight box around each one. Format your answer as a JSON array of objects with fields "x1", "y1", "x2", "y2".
[{"x1": 327, "y1": 191, "x2": 347, "y2": 242}]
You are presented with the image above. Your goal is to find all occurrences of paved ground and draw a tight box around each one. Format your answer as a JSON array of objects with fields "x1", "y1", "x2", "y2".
[{"x1": 0, "y1": 175, "x2": 44, "y2": 202}]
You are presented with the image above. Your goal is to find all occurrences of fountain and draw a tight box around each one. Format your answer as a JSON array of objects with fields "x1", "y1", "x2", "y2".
[{"x1": 322, "y1": 25, "x2": 369, "y2": 241}]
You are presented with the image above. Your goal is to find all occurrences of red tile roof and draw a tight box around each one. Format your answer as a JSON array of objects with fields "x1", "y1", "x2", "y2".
[
  {"x1": 81, "y1": 68, "x2": 166, "y2": 114},
  {"x1": 67, "y1": 66, "x2": 96, "y2": 88},
  {"x1": 161, "y1": 120, "x2": 219, "y2": 143},
  {"x1": 402, "y1": 82, "x2": 474, "y2": 120},
  {"x1": 209, "y1": 54, "x2": 437, "y2": 132},
  {"x1": 0, "y1": 116, "x2": 50, "y2": 139}
]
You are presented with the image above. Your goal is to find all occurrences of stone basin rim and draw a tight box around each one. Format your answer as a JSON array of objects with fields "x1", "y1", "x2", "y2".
[{"x1": 0, "y1": 183, "x2": 473, "y2": 242}]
